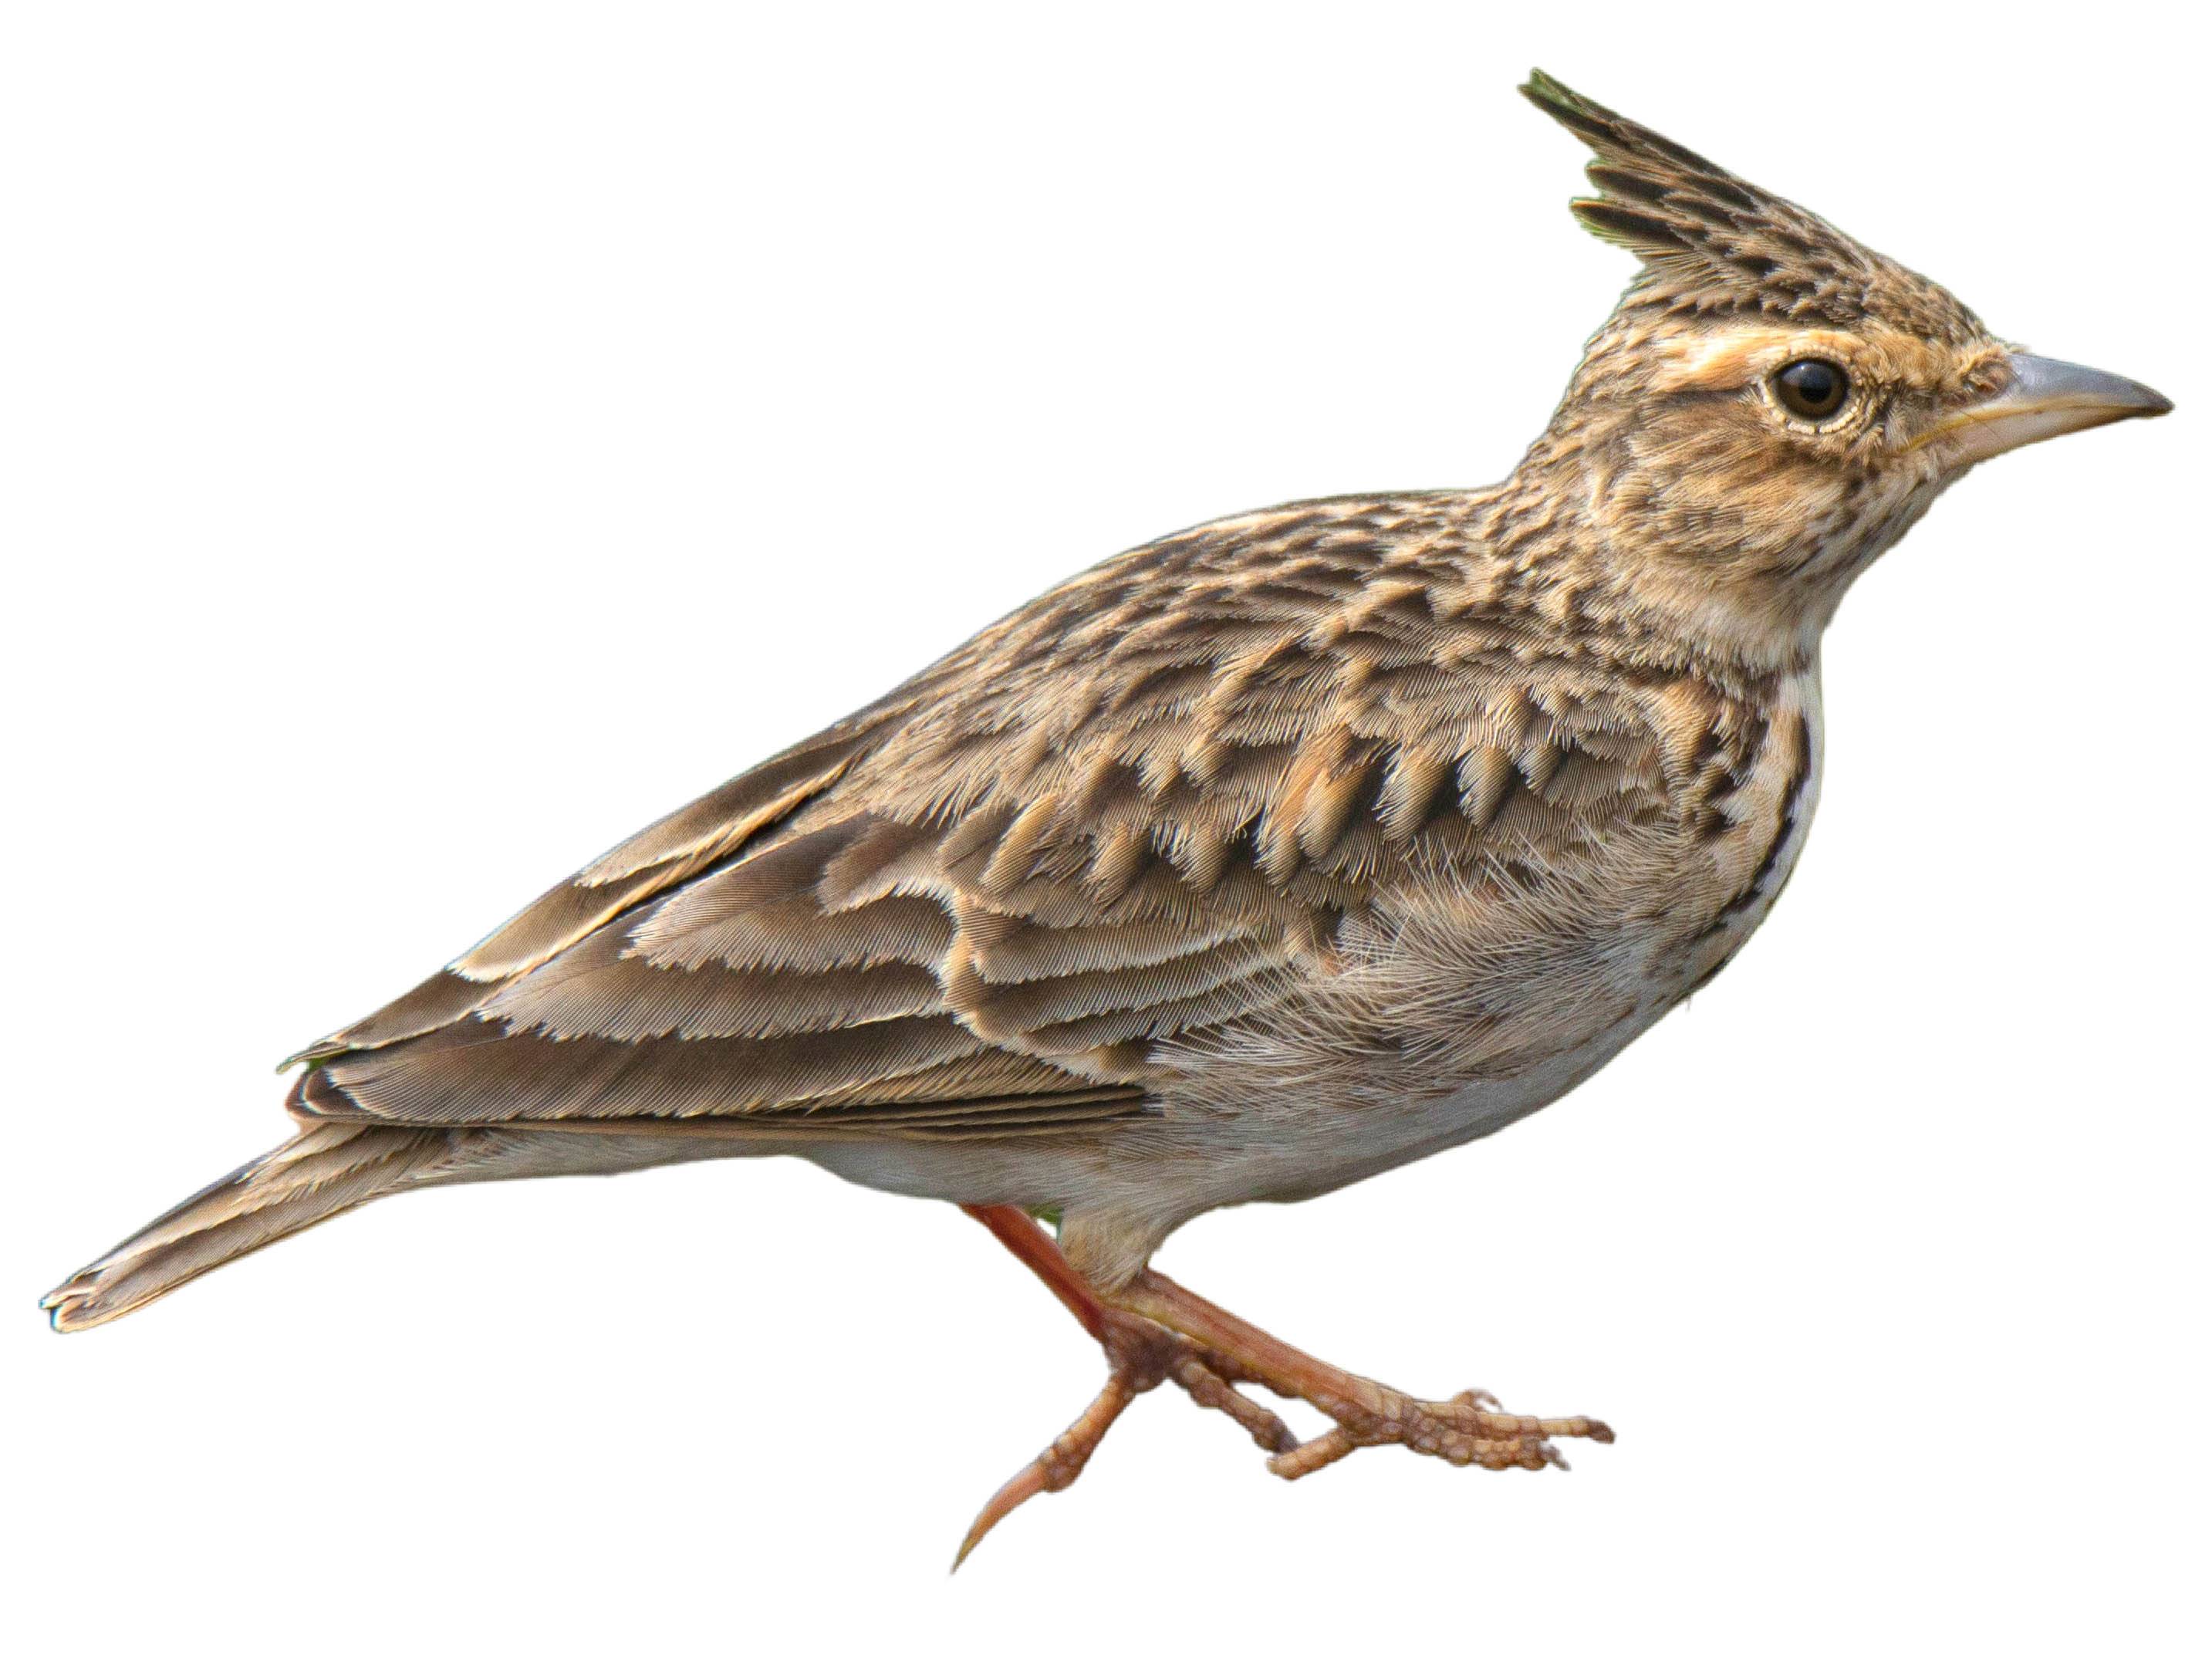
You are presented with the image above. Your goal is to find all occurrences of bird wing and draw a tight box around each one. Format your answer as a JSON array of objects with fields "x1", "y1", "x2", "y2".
[{"x1": 290, "y1": 494, "x2": 1674, "y2": 1134}]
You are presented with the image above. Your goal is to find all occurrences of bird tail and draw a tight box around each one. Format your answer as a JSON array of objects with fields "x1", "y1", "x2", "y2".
[{"x1": 42, "y1": 1122, "x2": 460, "y2": 1333}]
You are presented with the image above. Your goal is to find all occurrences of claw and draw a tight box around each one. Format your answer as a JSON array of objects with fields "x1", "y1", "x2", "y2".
[
  {"x1": 954, "y1": 1461, "x2": 1049, "y2": 1572},
  {"x1": 953, "y1": 1372, "x2": 1138, "y2": 1571}
]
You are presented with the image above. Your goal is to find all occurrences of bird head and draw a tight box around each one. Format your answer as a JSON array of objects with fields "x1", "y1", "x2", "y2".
[{"x1": 1519, "y1": 72, "x2": 2170, "y2": 667}]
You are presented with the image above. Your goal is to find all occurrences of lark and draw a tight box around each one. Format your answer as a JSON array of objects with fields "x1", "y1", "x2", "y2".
[{"x1": 46, "y1": 73, "x2": 2168, "y2": 1561}]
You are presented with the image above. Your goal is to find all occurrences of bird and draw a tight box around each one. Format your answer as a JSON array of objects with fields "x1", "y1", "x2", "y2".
[{"x1": 44, "y1": 71, "x2": 2170, "y2": 1564}]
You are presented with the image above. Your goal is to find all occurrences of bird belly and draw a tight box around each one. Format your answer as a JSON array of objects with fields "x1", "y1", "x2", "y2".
[{"x1": 1144, "y1": 1011, "x2": 1662, "y2": 1209}]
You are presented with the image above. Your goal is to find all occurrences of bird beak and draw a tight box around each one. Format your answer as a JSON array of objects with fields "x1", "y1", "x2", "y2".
[{"x1": 1927, "y1": 353, "x2": 2172, "y2": 465}]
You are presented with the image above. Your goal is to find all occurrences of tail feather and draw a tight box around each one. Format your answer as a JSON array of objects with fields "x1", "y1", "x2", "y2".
[{"x1": 42, "y1": 1123, "x2": 455, "y2": 1333}]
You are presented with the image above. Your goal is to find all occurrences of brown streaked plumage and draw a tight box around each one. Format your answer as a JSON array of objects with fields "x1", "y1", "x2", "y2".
[{"x1": 44, "y1": 71, "x2": 2169, "y2": 1560}]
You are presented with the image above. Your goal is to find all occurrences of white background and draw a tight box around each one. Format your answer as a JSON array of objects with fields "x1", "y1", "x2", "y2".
[{"x1": 6, "y1": 5, "x2": 2204, "y2": 1655}]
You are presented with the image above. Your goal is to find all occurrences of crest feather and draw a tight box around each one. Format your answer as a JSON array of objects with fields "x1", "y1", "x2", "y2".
[{"x1": 1520, "y1": 70, "x2": 1983, "y2": 343}]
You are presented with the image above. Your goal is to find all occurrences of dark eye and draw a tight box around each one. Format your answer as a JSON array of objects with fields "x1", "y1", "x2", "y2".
[{"x1": 1773, "y1": 358, "x2": 1849, "y2": 421}]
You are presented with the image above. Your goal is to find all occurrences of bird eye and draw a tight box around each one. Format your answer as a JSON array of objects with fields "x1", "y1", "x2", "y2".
[{"x1": 1773, "y1": 358, "x2": 1850, "y2": 421}]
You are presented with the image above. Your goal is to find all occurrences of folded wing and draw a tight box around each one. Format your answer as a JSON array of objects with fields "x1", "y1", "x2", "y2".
[{"x1": 289, "y1": 495, "x2": 1674, "y2": 1137}]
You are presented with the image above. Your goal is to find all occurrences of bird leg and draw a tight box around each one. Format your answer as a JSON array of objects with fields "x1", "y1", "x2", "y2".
[
  {"x1": 954, "y1": 1204, "x2": 1295, "y2": 1566},
  {"x1": 957, "y1": 1204, "x2": 1613, "y2": 1564}
]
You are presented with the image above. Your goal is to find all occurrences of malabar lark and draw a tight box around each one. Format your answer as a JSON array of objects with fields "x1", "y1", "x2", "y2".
[{"x1": 45, "y1": 73, "x2": 2170, "y2": 1563}]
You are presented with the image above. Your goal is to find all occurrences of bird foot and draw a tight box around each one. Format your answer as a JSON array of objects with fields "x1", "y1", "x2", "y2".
[
  {"x1": 955, "y1": 1308, "x2": 1609, "y2": 1566},
  {"x1": 953, "y1": 1208, "x2": 1612, "y2": 1567},
  {"x1": 1264, "y1": 1383, "x2": 1614, "y2": 1479},
  {"x1": 1114, "y1": 1265, "x2": 1612, "y2": 1482}
]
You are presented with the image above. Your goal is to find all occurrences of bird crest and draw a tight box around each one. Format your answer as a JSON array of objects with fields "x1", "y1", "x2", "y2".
[{"x1": 1522, "y1": 70, "x2": 1984, "y2": 344}]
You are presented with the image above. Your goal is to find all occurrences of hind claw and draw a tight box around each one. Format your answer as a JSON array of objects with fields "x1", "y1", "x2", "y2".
[{"x1": 953, "y1": 1308, "x2": 1295, "y2": 1569}]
